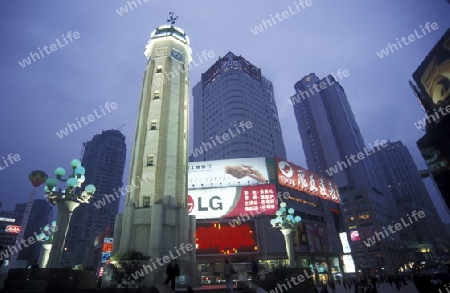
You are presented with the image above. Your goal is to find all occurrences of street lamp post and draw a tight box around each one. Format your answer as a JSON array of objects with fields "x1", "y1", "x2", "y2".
[
  {"x1": 270, "y1": 202, "x2": 301, "y2": 268},
  {"x1": 43, "y1": 159, "x2": 96, "y2": 268},
  {"x1": 36, "y1": 221, "x2": 58, "y2": 268}
]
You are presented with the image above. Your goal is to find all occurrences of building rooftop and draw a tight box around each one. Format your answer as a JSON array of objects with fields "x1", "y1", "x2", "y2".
[{"x1": 150, "y1": 25, "x2": 189, "y2": 45}]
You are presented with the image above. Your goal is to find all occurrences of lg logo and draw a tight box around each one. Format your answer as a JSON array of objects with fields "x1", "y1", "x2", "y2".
[{"x1": 187, "y1": 194, "x2": 223, "y2": 213}]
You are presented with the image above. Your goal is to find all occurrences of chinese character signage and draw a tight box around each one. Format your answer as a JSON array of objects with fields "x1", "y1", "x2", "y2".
[
  {"x1": 5, "y1": 225, "x2": 20, "y2": 234},
  {"x1": 187, "y1": 184, "x2": 278, "y2": 219},
  {"x1": 276, "y1": 157, "x2": 340, "y2": 203},
  {"x1": 102, "y1": 237, "x2": 114, "y2": 252}
]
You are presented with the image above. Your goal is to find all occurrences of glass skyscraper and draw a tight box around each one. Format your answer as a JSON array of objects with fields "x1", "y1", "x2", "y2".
[
  {"x1": 292, "y1": 73, "x2": 402, "y2": 273},
  {"x1": 371, "y1": 140, "x2": 449, "y2": 259},
  {"x1": 62, "y1": 130, "x2": 126, "y2": 268},
  {"x1": 192, "y1": 52, "x2": 286, "y2": 161}
]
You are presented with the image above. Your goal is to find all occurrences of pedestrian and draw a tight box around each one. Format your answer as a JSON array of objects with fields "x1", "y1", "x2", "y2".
[
  {"x1": 164, "y1": 259, "x2": 180, "y2": 291},
  {"x1": 394, "y1": 275, "x2": 401, "y2": 291},
  {"x1": 320, "y1": 283, "x2": 329, "y2": 293},
  {"x1": 401, "y1": 274, "x2": 407, "y2": 286},
  {"x1": 251, "y1": 258, "x2": 259, "y2": 281},
  {"x1": 149, "y1": 285, "x2": 160, "y2": 293},
  {"x1": 329, "y1": 279, "x2": 336, "y2": 293},
  {"x1": 0, "y1": 245, "x2": 4, "y2": 267},
  {"x1": 223, "y1": 258, "x2": 235, "y2": 293},
  {"x1": 429, "y1": 272, "x2": 443, "y2": 293}
]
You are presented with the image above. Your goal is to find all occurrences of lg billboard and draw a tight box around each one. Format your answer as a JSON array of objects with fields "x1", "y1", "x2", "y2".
[{"x1": 188, "y1": 184, "x2": 278, "y2": 219}]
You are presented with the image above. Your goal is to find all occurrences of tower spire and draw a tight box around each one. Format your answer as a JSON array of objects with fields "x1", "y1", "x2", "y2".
[{"x1": 167, "y1": 11, "x2": 178, "y2": 26}]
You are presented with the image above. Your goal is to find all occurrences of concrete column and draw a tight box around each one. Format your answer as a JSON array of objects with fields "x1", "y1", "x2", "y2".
[
  {"x1": 281, "y1": 228, "x2": 296, "y2": 268},
  {"x1": 188, "y1": 214, "x2": 197, "y2": 285},
  {"x1": 40, "y1": 243, "x2": 52, "y2": 268},
  {"x1": 47, "y1": 199, "x2": 80, "y2": 267},
  {"x1": 118, "y1": 206, "x2": 134, "y2": 251}
]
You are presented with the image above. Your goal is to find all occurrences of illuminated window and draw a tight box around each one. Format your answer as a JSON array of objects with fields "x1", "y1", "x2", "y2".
[
  {"x1": 348, "y1": 216, "x2": 355, "y2": 222},
  {"x1": 154, "y1": 90, "x2": 160, "y2": 100},
  {"x1": 147, "y1": 154, "x2": 154, "y2": 166},
  {"x1": 143, "y1": 196, "x2": 151, "y2": 207},
  {"x1": 150, "y1": 120, "x2": 157, "y2": 130},
  {"x1": 156, "y1": 66, "x2": 163, "y2": 73},
  {"x1": 359, "y1": 213, "x2": 371, "y2": 220}
]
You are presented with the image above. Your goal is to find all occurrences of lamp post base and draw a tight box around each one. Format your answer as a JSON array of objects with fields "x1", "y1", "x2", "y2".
[{"x1": 281, "y1": 228, "x2": 296, "y2": 268}]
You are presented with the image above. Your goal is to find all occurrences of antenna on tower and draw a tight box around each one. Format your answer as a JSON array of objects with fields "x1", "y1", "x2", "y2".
[
  {"x1": 167, "y1": 11, "x2": 178, "y2": 26},
  {"x1": 80, "y1": 142, "x2": 86, "y2": 160}
]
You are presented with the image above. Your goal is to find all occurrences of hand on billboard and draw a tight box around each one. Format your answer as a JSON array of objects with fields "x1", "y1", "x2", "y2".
[
  {"x1": 243, "y1": 165, "x2": 267, "y2": 183},
  {"x1": 225, "y1": 165, "x2": 252, "y2": 179},
  {"x1": 225, "y1": 165, "x2": 268, "y2": 183}
]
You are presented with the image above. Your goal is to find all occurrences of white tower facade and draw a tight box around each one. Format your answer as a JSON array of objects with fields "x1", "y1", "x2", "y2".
[{"x1": 115, "y1": 22, "x2": 195, "y2": 285}]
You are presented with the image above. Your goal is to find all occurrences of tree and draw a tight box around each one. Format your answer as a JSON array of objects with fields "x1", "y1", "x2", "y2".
[{"x1": 109, "y1": 250, "x2": 150, "y2": 288}]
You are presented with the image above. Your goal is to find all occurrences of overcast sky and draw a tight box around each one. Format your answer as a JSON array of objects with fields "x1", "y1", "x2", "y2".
[{"x1": 0, "y1": 1, "x2": 449, "y2": 222}]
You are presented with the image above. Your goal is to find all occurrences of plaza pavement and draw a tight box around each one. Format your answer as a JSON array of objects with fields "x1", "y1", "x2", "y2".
[{"x1": 165, "y1": 281, "x2": 420, "y2": 293}]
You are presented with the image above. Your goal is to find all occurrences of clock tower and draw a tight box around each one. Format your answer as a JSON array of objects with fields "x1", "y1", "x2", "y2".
[{"x1": 114, "y1": 17, "x2": 196, "y2": 286}]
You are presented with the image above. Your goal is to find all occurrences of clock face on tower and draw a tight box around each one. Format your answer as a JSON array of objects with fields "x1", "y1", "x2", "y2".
[{"x1": 171, "y1": 49, "x2": 184, "y2": 61}]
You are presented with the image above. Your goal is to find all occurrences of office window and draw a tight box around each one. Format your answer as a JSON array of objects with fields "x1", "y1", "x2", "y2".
[
  {"x1": 156, "y1": 66, "x2": 163, "y2": 73},
  {"x1": 150, "y1": 120, "x2": 157, "y2": 130},
  {"x1": 147, "y1": 154, "x2": 154, "y2": 166},
  {"x1": 154, "y1": 90, "x2": 160, "y2": 100},
  {"x1": 143, "y1": 196, "x2": 151, "y2": 207}
]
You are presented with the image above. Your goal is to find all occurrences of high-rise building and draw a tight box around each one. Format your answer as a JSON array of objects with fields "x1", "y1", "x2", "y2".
[
  {"x1": 63, "y1": 130, "x2": 126, "y2": 268},
  {"x1": 292, "y1": 73, "x2": 403, "y2": 273},
  {"x1": 0, "y1": 200, "x2": 52, "y2": 267},
  {"x1": 371, "y1": 140, "x2": 449, "y2": 259},
  {"x1": 17, "y1": 199, "x2": 52, "y2": 265},
  {"x1": 114, "y1": 20, "x2": 196, "y2": 285},
  {"x1": 192, "y1": 52, "x2": 286, "y2": 161},
  {"x1": 0, "y1": 210, "x2": 21, "y2": 262}
]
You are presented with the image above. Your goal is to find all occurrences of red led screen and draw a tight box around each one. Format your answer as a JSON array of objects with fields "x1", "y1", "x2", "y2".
[{"x1": 196, "y1": 221, "x2": 258, "y2": 255}]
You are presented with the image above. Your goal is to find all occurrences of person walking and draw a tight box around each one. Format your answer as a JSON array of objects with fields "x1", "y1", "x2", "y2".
[
  {"x1": 164, "y1": 259, "x2": 180, "y2": 291},
  {"x1": 223, "y1": 258, "x2": 235, "y2": 293},
  {"x1": 251, "y1": 258, "x2": 259, "y2": 281}
]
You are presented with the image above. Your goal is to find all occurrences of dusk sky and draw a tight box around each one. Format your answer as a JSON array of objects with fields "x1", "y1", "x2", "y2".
[{"x1": 1, "y1": 1, "x2": 449, "y2": 222}]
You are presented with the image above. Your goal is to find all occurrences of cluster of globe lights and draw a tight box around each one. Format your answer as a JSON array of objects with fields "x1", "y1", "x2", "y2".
[
  {"x1": 35, "y1": 221, "x2": 58, "y2": 243},
  {"x1": 44, "y1": 159, "x2": 96, "y2": 205},
  {"x1": 270, "y1": 202, "x2": 302, "y2": 229}
]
